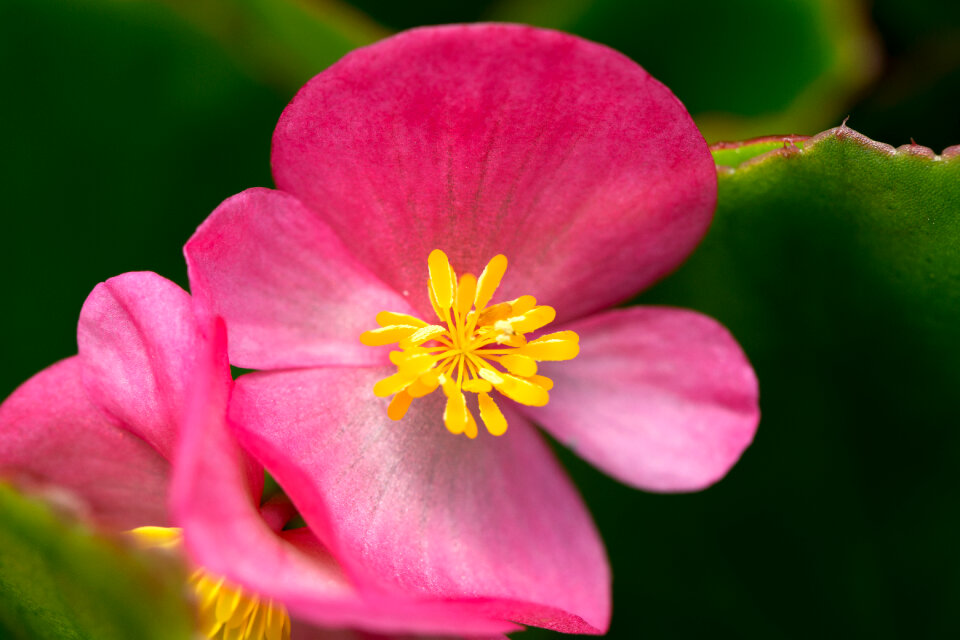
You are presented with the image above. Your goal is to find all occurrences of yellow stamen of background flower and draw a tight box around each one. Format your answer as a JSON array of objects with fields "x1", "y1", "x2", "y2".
[
  {"x1": 127, "y1": 527, "x2": 291, "y2": 640},
  {"x1": 360, "y1": 250, "x2": 579, "y2": 437}
]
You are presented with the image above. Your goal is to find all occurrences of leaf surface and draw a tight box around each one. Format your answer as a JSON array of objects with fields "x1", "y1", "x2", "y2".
[
  {"x1": 0, "y1": 485, "x2": 192, "y2": 640},
  {"x1": 569, "y1": 127, "x2": 960, "y2": 638}
]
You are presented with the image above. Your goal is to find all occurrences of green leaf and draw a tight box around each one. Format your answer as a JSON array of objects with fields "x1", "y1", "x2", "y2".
[
  {"x1": 611, "y1": 127, "x2": 960, "y2": 636},
  {"x1": 696, "y1": 127, "x2": 960, "y2": 335},
  {"x1": 490, "y1": 0, "x2": 881, "y2": 141},
  {"x1": 0, "y1": 484, "x2": 192, "y2": 640},
  {"x1": 711, "y1": 135, "x2": 808, "y2": 168}
]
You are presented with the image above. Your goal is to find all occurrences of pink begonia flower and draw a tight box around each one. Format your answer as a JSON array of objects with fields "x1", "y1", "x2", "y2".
[
  {"x1": 185, "y1": 24, "x2": 760, "y2": 635},
  {"x1": 0, "y1": 272, "x2": 515, "y2": 639}
]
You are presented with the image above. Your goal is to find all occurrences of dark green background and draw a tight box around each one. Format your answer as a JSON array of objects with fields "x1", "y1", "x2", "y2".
[{"x1": 1, "y1": 0, "x2": 958, "y2": 638}]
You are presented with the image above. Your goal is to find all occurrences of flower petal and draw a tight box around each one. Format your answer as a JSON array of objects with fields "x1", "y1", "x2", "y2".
[
  {"x1": 186, "y1": 188, "x2": 417, "y2": 369},
  {"x1": 523, "y1": 307, "x2": 759, "y2": 492},
  {"x1": 230, "y1": 367, "x2": 611, "y2": 634},
  {"x1": 0, "y1": 357, "x2": 169, "y2": 528},
  {"x1": 172, "y1": 320, "x2": 516, "y2": 636},
  {"x1": 77, "y1": 272, "x2": 201, "y2": 460},
  {"x1": 289, "y1": 619, "x2": 510, "y2": 640},
  {"x1": 272, "y1": 24, "x2": 715, "y2": 322},
  {"x1": 288, "y1": 617, "x2": 510, "y2": 640}
]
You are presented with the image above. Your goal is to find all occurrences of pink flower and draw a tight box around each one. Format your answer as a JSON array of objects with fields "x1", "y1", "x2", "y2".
[
  {"x1": 185, "y1": 24, "x2": 760, "y2": 635},
  {"x1": 0, "y1": 272, "x2": 517, "y2": 638}
]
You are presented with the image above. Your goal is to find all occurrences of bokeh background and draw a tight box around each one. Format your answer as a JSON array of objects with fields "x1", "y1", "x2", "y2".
[{"x1": 2, "y1": 0, "x2": 959, "y2": 637}]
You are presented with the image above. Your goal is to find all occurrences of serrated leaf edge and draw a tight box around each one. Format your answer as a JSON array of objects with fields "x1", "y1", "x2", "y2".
[{"x1": 713, "y1": 124, "x2": 960, "y2": 174}]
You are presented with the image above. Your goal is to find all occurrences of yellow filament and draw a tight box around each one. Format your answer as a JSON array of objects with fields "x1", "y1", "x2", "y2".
[
  {"x1": 127, "y1": 527, "x2": 291, "y2": 640},
  {"x1": 362, "y1": 250, "x2": 579, "y2": 438}
]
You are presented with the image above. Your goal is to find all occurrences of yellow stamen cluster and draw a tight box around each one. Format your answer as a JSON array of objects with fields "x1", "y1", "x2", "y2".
[
  {"x1": 128, "y1": 527, "x2": 291, "y2": 640},
  {"x1": 360, "y1": 249, "x2": 579, "y2": 438}
]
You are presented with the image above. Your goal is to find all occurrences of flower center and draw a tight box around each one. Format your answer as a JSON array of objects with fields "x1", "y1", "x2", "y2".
[
  {"x1": 127, "y1": 527, "x2": 291, "y2": 640},
  {"x1": 360, "y1": 249, "x2": 579, "y2": 438}
]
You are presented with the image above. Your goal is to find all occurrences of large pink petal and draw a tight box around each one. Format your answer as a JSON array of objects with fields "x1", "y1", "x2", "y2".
[
  {"x1": 77, "y1": 272, "x2": 200, "y2": 460},
  {"x1": 0, "y1": 357, "x2": 169, "y2": 528},
  {"x1": 230, "y1": 367, "x2": 611, "y2": 634},
  {"x1": 289, "y1": 622, "x2": 510, "y2": 640},
  {"x1": 289, "y1": 618, "x2": 510, "y2": 640},
  {"x1": 273, "y1": 24, "x2": 715, "y2": 322},
  {"x1": 186, "y1": 188, "x2": 416, "y2": 370},
  {"x1": 172, "y1": 320, "x2": 516, "y2": 635},
  {"x1": 523, "y1": 307, "x2": 759, "y2": 492}
]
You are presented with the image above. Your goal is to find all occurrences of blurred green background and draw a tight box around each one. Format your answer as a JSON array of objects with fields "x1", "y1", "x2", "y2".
[{"x1": 1, "y1": 0, "x2": 959, "y2": 637}]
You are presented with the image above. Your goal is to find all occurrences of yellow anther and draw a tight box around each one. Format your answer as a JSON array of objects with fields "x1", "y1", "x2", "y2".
[
  {"x1": 529, "y1": 374, "x2": 554, "y2": 390},
  {"x1": 495, "y1": 373, "x2": 550, "y2": 407},
  {"x1": 493, "y1": 319, "x2": 515, "y2": 336},
  {"x1": 127, "y1": 525, "x2": 181, "y2": 549},
  {"x1": 498, "y1": 333, "x2": 528, "y2": 347},
  {"x1": 232, "y1": 594, "x2": 259, "y2": 629},
  {"x1": 492, "y1": 321, "x2": 528, "y2": 346},
  {"x1": 520, "y1": 335, "x2": 580, "y2": 361},
  {"x1": 373, "y1": 372, "x2": 414, "y2": 398},
  {"x1": 507, "y1": 295, "x2": 537, "y2": 316},
  {"x1": 463, "y1": 378, "x2": 493, "y2": 393},
  {"x1": 388, "y1": 391, "x2": 413, "y2": 420},
  {"x1": 408, "y1": 374, "x2": 439, "y2": 398},
  {"x1": 464, "y1": 406, "x2": 479, "y2": 439},
  {"x1": 500, "y1": 354, "x2": 538, "y2": 377},
  {"x1": 478, "y1": 392, "x2": 508, "y2": 436},
  {"x1": 265, "y1": 605, "x2": 289, "y2": 640},
  {"x1": 509, "y1": 305, "x2": 556, "y2": 334},
  {"x1": 478, "y1": 302, "x2": 513, "y2": 327},
  {"x1": 126, "y1": 527, "x2": 290, "y2": 640},
  {"x1": 419, "y1": 369, "x2": 441, "y2": 389},
  {"x1": 359, "y1": 325, "x2": 419, "y2": 346},
  {"x1": 246, "y1": 607, "x2": 268, "y2": 640},
  {"x1": 428, "y1": 249, "x2": 456, "y2": 309},
  {"x1": 377, "y1": 311, "x2": 428, "y2": 328},
  {"x1": 535, "y1": 330, "x2": 580, "y2": 343},
  {"x1": 196, "y1": 574, "x2": 225, "y2": 609},
  {"x1": 395, "y1": 353, "x2": 437, "y2": 376},
  {"x1": 428, "y1": 280, "x2": 444, "y2": 320},
  {"x1": 442, "y1": 383, "x2": 468, "y2": 435},
  {"x1": 216, "y1": 582, "x2": 243, "y2": 624},
  {"x1": 456, "y1": 273, "x2": 477, "y2": 317},
  {"x1": 475, "y1": 254, "x2": 507, "y2": 309},
  {"x1": 363, "y1": 250, "x2": 578, "y2": 438},
  {"x1": 477, "y1": 367, "x2": 506, "y2": 386},
  {"x1": 399, "y1": 324, "x2": 446, "y2": 348}
]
